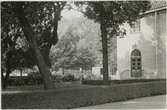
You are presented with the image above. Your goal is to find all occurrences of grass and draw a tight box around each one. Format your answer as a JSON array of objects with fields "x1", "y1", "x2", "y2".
[{"x1": 2, "y1": 80, "x2": 166, "y2": 109}]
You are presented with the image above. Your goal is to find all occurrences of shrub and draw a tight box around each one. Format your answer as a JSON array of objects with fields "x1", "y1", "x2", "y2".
[
  {"x1": 82, "y1": 79, "x2": 166, "y2": 85},
  {"x1": 62, "y1": 74, "x2": 76, "y2": 82},
  {"x1": 8, "y1": 72, "x2": 43, "y2": 86},
  {"x1": 52, "y1": 75, "x2": 63, "y2": 83},
  {"x1": 28, "y1": 73, "x2": 43, "y2": 85}
]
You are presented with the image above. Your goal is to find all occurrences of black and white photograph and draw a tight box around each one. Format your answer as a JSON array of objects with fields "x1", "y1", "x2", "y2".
[{"x1": 1, "y1": 0, "x2": 167, "y2": 109}]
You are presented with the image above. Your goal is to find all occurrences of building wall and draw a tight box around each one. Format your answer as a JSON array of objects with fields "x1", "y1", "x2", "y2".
[
  {"x1": 156, "y1": 9, "x2": 166, "y2": 78},
  {"x1": 108, "y1": 35, "x2": 117, "y2": 76},
  {"x1": 116, "y1": 9, "x2": 166, "y2": 79}
]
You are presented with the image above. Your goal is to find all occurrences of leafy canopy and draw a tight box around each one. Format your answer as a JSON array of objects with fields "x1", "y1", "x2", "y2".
[
  {"x1": 51, "y1": 29, "x2": 96, "y2": 70},
  {"x1": 76, "y1": 1, "x2": 151, "y2": 36},
  {"x1": 1, "y1": 2, "x2": 67, "y2": 71}
]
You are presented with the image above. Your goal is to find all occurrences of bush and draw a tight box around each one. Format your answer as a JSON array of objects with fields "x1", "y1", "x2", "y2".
[
  {"x1": 62, "y1": 74, "x2": 76, "y2": 82},
  {"x1": 82, "y1": 79, "x2": 166, "y2": 85},
  {"x1": 52, "y1": 74, "x2": 79, "y2": 82},
  {"x1": 52, "y1": 75, "x2": 63, "y2": 83},
  {"x1": 28, "y1": 73, "x2": 43, "y2": 85},
  {"x1": 8, "y1": 73, "x2": 43, "y2": 86}
]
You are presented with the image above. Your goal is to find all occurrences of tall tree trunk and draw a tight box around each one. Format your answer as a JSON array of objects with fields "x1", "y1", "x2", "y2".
[
  {"x1": 41, "y1": 45, "x2": 52, "y2": 67},
  {"x1": 101, "y1": 21, "x2": 109, "y2": 82},
  {"x1": 40, "y1": 4, "x2": 60, "y2": 68},
  {"x1": 14, "y1": 3, "x2": 54, "y2": 89},
  {"x1": 100, "y1": 4, "x2": 109, "y2": 83}
]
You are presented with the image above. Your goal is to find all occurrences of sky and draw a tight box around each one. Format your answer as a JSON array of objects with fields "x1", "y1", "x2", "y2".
[{"x1": 61, "y1": 9, "x2": 83, "y2": 19}]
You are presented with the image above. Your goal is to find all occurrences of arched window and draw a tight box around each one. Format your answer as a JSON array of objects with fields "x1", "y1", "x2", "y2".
[
  {"x1": 131, "y1": 49, "x2": 141, "y2": 56},
  {"x1": 131, "y1": 49, "x2": 142, "y2": 77}
]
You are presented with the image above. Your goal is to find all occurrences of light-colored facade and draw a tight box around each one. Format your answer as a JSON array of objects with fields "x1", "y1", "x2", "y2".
[{"x1": 115, "y1": 1, "x2": 167, "y2": 79}]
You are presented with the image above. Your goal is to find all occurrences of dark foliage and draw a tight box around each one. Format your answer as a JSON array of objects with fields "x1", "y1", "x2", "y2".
[
  {"x1": 62, "y1": 74, "x2": 76, "y2": 82},
  {"x1": 8, "y1": 74, "x2": 43, "y2": 86},
  {"x1": 82, "y1": 79, "x2": 166, "y2": 85}
]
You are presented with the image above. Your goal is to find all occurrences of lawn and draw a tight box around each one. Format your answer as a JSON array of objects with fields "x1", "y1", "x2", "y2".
[{"x1": 2, "y1": 80, "x2": 166, "y2": 109}]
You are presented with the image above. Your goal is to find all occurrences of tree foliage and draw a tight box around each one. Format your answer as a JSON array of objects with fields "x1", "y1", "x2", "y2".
[
  {"x1": 76, "y1": 1, "x2": 151, "y2": 36},
  {"x1": 51, "y1": 29, "x2": 96, "y2": 71},
  {"x1": 1, "y1": 2, "x2": 66, "y2": 89},
  {"x1": 1, "y1": 5, "x2": 36, "y2": 88},
  {"x1": 1, "y1": 1, "x2": 66, "y2": 66}
]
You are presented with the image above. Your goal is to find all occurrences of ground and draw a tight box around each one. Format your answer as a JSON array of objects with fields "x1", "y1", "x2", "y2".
[
  {"x1": 79, "y1": 95, "x2": 166, "y2": 109},
  {"x1": 2, "y1": 81, "x2": 166, "y2": 109}
]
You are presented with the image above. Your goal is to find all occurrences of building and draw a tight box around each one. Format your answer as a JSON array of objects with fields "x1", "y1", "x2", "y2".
[{"x1": 114, "y1": 1, "x2": 167, "y2": 79}]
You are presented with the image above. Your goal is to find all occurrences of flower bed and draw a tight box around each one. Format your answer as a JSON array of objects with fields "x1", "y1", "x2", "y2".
[{"x1": 2, "y1": 80, "x2": 166, "y2": 109}]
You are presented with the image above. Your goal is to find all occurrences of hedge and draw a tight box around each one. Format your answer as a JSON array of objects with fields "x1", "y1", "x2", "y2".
[
  {"x1": 8, "y1": 74, "x2": 79, "y2": 86},
  {"x1": 2, "y1": 80, "x2": 166, "y2": 109},
  {"x1": 82, "y1": 79, "x2": 166, "y2": 85},
  {"x1": 62, "y1": 74, "x2": 78, "y2": 82},
  {"x1": 8, "y1": 76, "x2": 43, "y2": 86}
]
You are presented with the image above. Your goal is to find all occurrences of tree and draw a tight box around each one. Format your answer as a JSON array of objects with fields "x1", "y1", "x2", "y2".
[
  {"x1": 50, "y1": 30, "x2": 78, "y2": 72},
  {"x1": 1, "y1": 8, "x2": 36, "y2": 89},
  {"x1": 50, "y1": 29, "x2": 96, "y2": 72},
  {"x1": 1, "y1": 48, "x2": 36, "y2": 89},
  {"x1": 1, "y1": 2, "x2": 66, "y2": 89},
  {"x1": 1, "y1": 19, "x2": 36, "y2": 89},
  {"x1": 71, "y1": 47, "x2": 96, "y2": 70},
  {"x1": 75, "y1": 1, "x2": 151, "y2": 83}
]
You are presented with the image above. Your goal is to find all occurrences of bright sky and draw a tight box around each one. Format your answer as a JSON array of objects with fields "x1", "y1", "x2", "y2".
[
  {"x1": 61, "y1": 9, "x2": 84, "y2": 19},
  {"x1": 61, "y1": 2, "x2": 84, "y2": 19}
]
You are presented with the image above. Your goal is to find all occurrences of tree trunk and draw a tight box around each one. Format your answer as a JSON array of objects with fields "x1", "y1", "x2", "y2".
[
  {"x1": 14, "y1": 4, "x2": 54, "y2": 89},
  {"x1": 100, "y1": 4, "x2": 109, "y2": 83},
  {"x1": 1, "y1": 72, "x2": 6, "y2": 89},
  {"x1": 40, "y1": 4, "x2": 60, "y2": 68},
  {"x1": 20, "y1": 68, "x2": 23, "y2": 85},
  {"x1": 2, "y1": 68, "x2": 11, "y2": 89},
  {"x1": 41, "y1": 45, "x2": 52, "y2": 67},
  {"x1": 101, "y1": 21, "x2": 109, "y2": 82},
  {"x1": 20, "y1": 68, "x2": 22, "y2": 77}
]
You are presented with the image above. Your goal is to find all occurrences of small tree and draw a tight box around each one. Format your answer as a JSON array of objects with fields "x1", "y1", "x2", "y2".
[{"x1": 51, "y1": 31, "x2": 78, "y2": 72}]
